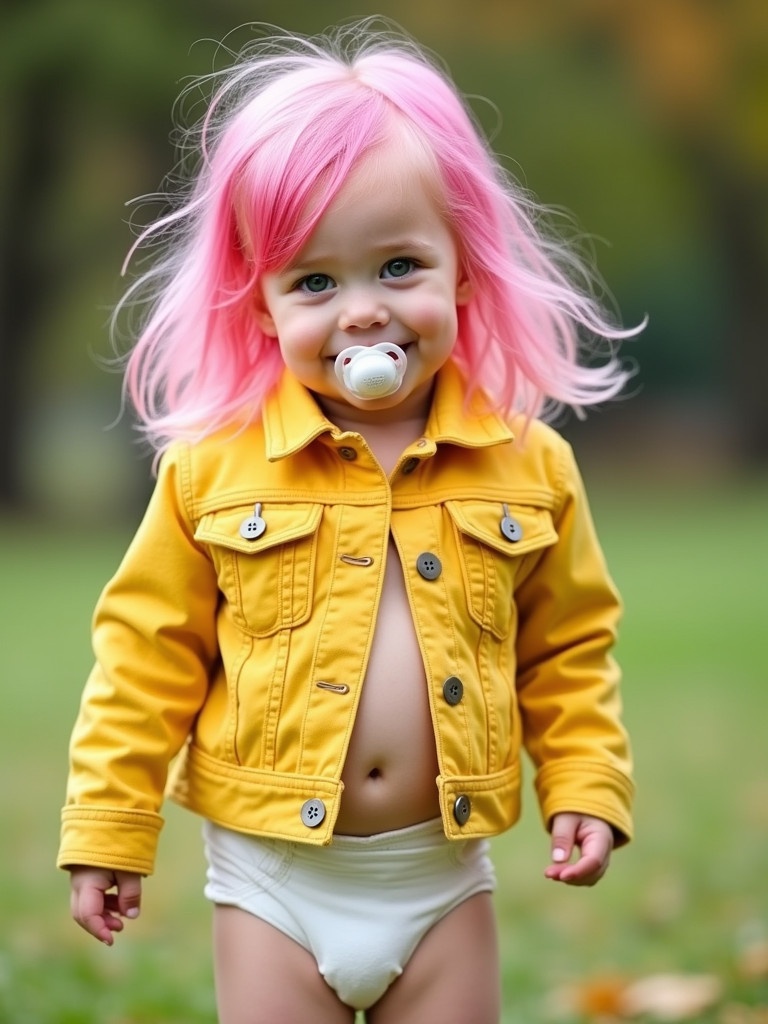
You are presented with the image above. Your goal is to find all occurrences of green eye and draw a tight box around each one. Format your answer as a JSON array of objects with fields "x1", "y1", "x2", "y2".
[
  {"x1": 382, "y1": 258, "x2": 414, "y2": 279},
  {"x1": 301, "y1": 274, "x2": 333, "y2": 293}
]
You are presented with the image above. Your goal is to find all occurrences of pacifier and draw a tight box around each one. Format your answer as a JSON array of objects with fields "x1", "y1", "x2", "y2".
[{"x1": 334, "y1": 343, "x2": 408, "y2": 400}]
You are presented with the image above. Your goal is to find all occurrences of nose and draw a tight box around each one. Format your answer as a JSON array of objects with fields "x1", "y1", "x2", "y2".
[{"x1": 337, "y1": 288, "x2": 390, "y2": 332}]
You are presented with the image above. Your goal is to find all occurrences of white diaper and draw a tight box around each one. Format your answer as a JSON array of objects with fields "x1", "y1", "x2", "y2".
[{"x1": 203, "y1": 817, "x2": 496, "y2": 1011}]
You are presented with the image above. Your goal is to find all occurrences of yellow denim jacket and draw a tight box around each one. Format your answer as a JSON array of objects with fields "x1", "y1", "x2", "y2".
[{"x1": 58, "y1": 361, "x2": 633, "y2": 875}]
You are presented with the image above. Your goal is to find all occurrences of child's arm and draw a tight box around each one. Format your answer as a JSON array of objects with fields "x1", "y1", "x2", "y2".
[
  {"x1": 58, "y1": 443, "x2": 220, "y2": 878},
  {"x1": 68, "y1": 865, "x2": 143, "y2": 945},
  {"x1": 544, "y1": 812, "x2": 614, "y2": 886},
  {"x1": 514, "y1": 436, "x2": 634, "y2": 853}
]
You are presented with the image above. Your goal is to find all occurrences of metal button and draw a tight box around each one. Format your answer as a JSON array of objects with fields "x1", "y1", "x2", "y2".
[
  {"x1": 416, "y1": 552, "x2": 442, "y2": 580},
  {"x1": 338, "y1": 447, "x2": 357, "y2": 461},
  {"x1": 442, "y1": 676, "x2": 464, "y2": 706},
  {"x1": 500, "y1": 503, "x2": 523, "y2": 543},
  {"x1": 300, "y1": 798, "x2": 326, "y2": 828},
  {"x1": 453, "y1": 794, "x2": 472, "y2": 826},
  {"x1": 401, "y1": 457, "x2": 419, "y2": 475},
  {"x1": 239, "y1": 503, "x2": 267, "y2": 541}
]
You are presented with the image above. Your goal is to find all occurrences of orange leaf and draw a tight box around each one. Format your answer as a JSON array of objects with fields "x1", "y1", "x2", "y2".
[{"x1": 576, "y1": 976, "x2": 632, "y2": 1016}]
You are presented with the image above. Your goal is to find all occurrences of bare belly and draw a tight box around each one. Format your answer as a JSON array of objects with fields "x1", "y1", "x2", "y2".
[{"x1": 335, "y1": 538, "x2": 440, "y2": 835}]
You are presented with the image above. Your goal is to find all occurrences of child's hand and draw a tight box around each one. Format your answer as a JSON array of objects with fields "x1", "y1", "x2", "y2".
[
  {"x1": 69, "y1": 866, "x2": 143, "y2": 945},
  {"x1": 544, "y1": 813, "x2": 614, "y2": 886}
]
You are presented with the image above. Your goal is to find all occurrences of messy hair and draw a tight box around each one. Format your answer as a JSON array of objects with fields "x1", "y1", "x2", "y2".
[{"x1": 117, "y1": 19, "x2": 639, "y2": 452}]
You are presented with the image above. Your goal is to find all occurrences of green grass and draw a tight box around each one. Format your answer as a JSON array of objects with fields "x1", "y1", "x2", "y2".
[{"x1": 1, "y1": 474, "x2": 766, "y2": 1022}]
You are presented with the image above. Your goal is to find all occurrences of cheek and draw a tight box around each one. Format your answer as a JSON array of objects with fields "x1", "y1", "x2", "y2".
[
  {"x1": 275, "y1": 313, "x2": 328, "y2": 363},
  {"x1": 411, "y1": 294, "x2": 460, "y2": 337}
]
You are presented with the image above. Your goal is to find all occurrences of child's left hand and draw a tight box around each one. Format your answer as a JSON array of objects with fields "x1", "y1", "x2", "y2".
[{"x1": 544, "y1": 813, "x2": 614, "y2": 886}]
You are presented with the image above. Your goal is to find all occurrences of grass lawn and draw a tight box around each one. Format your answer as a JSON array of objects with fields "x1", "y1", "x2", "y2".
[{"x1": 1, "y1": 473, "x2": 766, "y2": 1023}]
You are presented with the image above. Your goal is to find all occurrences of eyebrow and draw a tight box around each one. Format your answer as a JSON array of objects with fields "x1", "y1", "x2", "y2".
[{"x1": 290, "y1": 239, "x2": 439, "y2": 269}]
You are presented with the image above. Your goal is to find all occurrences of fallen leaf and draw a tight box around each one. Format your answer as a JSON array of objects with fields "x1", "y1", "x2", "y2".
[
  {"x1": 571, "y1": 975, "x2": 631, "y2": 1017},
  {"x1": 737, "y1": 939, "x2": 768, "y2": 980},
  {"x1": 720, "y1": 1004, "x2": 768, "y2": 1024},
  {"x1": 621, "y1": 972, "x2": 723, "y2": 1020},
  {"x1": 546, "y1": 975, "x2": 630, "y2": 1021}
]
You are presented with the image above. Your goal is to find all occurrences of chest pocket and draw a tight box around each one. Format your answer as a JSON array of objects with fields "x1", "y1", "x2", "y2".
[
  {"x1": 446, "y1": 500, "x2": 557, "y2": 639},
  {"x1": 195, "y1": 503, "x2": 323, "y2": 637}
]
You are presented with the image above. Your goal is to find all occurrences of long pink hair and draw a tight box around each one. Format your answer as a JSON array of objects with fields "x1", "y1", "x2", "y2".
[{"x1": 118, "y1": 21, "x2": 639, "y2": 452}]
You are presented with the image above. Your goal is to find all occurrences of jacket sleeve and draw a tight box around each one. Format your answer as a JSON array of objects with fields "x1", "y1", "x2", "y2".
[
  {"x1": 57, "y1": 444, "x2": 219, "y2": 875},
  {"x1": 514, "y1": 438, "x2": 634, "y2": 845}
]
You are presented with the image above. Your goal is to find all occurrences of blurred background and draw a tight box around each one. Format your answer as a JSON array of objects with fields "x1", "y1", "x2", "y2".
[
  {"x1": 1, "y1": 2, "x2": 766, "y2": 1022},
  {"x1": 2, "y1": 0, "x2": 767, "y2": 517}
]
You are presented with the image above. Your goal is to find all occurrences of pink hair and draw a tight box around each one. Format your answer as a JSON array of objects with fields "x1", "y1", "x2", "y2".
[{"x1": 117, "y1": 21, "x2": 639, "y2": 452}]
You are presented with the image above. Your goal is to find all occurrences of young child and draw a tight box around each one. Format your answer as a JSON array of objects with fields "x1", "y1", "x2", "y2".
[{"x1": 59, "y1": 21, "x2": 637, "y2": 1024}]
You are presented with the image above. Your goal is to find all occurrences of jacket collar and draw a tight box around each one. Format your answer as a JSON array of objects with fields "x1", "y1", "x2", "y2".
[{"x1": 262, "y1": 360, "x2": 515, "y2": 462}]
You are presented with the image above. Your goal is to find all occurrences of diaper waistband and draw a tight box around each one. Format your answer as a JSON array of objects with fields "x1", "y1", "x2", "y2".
[{"x1": 331, "y1": 817, "x2": 445, "y2": 852}]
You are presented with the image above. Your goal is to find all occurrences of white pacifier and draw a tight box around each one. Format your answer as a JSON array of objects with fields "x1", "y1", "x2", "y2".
[{"x1": 334, "y1": 343, "x2": 408, "y2": 400}]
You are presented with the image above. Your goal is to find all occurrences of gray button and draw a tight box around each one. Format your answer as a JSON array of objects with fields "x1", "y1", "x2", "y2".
[
  {"x1": 300, "y1": 798, "x2": 326, "y2": 828},
  {"x1": 239, "y1": 503, "x2": 267, "y2": 541},
  {"x1": 442, "y1": 676, "x2": 464, "y2": 706},
  {"x1": 338, "y1": 447, "x2": 357, "y2": 461},
  {"x1": 453, "y1": 794, "x2": 472, "y2": 825},
  {"x1": 401, "y1": 457, "x2": 419, "y2": 475},
  {"x1": 416, "y1": 552, "x2": 442, "y2": 580},
  {"x1": 500, "y1": 504, "x2": 523, "y2": 543}
]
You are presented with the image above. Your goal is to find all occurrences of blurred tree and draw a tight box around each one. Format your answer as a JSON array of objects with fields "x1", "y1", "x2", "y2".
[
  {"x1": 0, "y1": 0, "x2": 261, "y2": 508},
  {"x1": 567, "y1": 0, "x2": 768, "y2": 462},
  {"x1": 0, "y1": 1, "x2": 180, "y2": 506}
]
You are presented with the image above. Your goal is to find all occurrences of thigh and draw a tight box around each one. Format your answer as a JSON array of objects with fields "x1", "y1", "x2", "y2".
[
  {"x1": 212, "y1": 904, "x2": 356, "y2": 1024},
  {"x1": 367, "y1": 892, "x2": 500, "y2": 1024}
]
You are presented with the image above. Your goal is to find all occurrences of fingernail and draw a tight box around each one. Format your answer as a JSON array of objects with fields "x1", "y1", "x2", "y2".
[
  {"x1": 125, "y1": 908, "x2": 140, "y2": 919},
  {"x1": 552, "y1": 848, "x2": 567, "y2": 862}
]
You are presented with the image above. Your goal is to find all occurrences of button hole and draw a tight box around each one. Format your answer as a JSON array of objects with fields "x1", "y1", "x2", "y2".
[
  {"x1": 316, "y1": 681, "x2": 350, "y2": 695},
  {"x1": 339, "y1": 554, "x2": 374, "y2": 567}
]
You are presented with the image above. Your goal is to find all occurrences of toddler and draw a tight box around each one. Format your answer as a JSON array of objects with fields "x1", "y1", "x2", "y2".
[{"x1": 59, "y1": 20, "x2": 637, "y2": 1023}]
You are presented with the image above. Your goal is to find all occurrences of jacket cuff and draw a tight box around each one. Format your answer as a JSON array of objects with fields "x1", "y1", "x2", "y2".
[
  {"x1": 57, "y1": 807, "x2": 163, "y2": 875},
  {"x1": 534, "y1": 760, "x2": 634, "y2": 847}
]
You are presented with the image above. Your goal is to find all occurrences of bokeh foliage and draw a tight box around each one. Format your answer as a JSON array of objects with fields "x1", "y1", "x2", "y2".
[{"x1": 1, "y1": 0, "x2": 767, "y2": 515}]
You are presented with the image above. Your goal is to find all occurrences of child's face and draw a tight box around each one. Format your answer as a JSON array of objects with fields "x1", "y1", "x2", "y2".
[{"x1": 257, "y1": 151, "x2": 472, "y2": 421}]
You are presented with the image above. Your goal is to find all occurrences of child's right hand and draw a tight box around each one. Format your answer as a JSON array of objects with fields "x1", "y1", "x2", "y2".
[{"x1": 69, "y1": 865, "x2": 143, "y2": 945}]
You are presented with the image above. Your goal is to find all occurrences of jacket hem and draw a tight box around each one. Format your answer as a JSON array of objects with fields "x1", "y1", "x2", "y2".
[{"x1": 168, "y1": 745, "x2": 343, "y2": 846}]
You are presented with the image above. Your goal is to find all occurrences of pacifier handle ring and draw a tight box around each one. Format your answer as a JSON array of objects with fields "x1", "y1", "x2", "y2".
[{"x1": 334, "y1": 342, "x2": 408, "y2": 400}]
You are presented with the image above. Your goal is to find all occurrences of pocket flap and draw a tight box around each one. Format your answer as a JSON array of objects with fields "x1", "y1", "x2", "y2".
[
  {"x1": 446, "y1": 500, "x2": 557, "y2": 556},
  {"x1": 195, "y1": 503, "x2": 323, "y2": 555}
]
